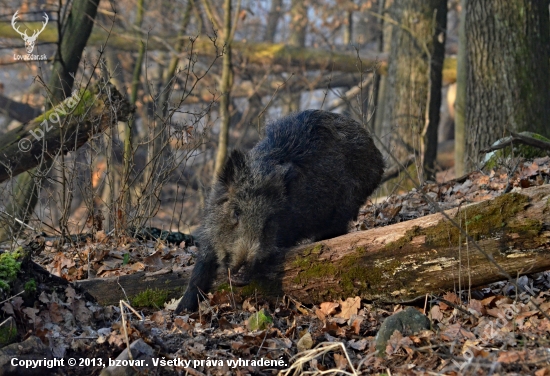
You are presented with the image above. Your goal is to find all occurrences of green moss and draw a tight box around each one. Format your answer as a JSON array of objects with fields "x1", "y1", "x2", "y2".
[
  {"x1": 339, "y1": 254, "x2": 402, "y2": 297},
  {"x1": 292, "y1": 245, "x2": 403, "y2": 299},
  {"x1": 131, "y1": 288, "x2": 170, "y2": 308},
  {"x1": 240, "y1": 280, "x2": 276, "y2": 297},
  {"x1": 24, "y1": 279, "x2": 37, "y2": 293},
  {"x1": 0, "y1": 251, "x2": 21, "y2": 291},
  {"x1": 217, "y1": 282, "x2": 232, "y2": 292},
  {"x1": 0, "y1": 321, "x2": 17, "y2": 347},
  {"x1": 383, "y1": 193, "x2": 539, "y2": 252},
  {"x1": 33, "y1": 88, "x2": 96, "y2": 124},
  {"x1": 247, "y1": 309, "x2": 273, "y2": 331}
]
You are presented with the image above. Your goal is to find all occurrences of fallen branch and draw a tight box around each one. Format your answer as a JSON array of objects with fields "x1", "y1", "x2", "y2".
[
  {"x1": 481, "y1": 132, "x2": 550, "y2": 154},
  {"x1": 0, "y1": 93, "x2": 41, "y2": 123}
]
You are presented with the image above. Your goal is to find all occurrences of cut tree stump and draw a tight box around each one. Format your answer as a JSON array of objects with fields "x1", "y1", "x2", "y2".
[
  {"x1": 0, "y1": 83, "x2": 132, "y2": 184},
  {"x1": 75, "y1": 185, "x2": 550, "y2": 307}
]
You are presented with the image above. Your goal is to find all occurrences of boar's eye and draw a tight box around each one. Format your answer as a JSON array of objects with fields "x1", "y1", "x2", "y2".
[{"x1": 230, "y1": 208, "x2": 240, "y2": 225}]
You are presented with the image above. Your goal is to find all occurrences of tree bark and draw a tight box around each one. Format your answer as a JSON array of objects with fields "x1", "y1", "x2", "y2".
[
  {"x1": 264, "y1": 0, "x2": 283, "y2": 42},
  {"x1": 285, "y1": 0, "x2": 308, "y2": 113},
  {"x1": 0, "y1": 84, "x2": 132, "y2": 184},
  {"x1": 464, "y1": 0, "x2": 550, "y2": 171},
  {"x1": 454, "y1": 0, "x2": 467, "y2": 176},
  {"x1": 421, "y1": 1, "x2": 447, "y2": 180},
  {"x1": 75, "y1": 185, "x2": 550, "y2": 306},
  {"x1": 381, "y1": 0, "x2": 447, "y2": 183},
  {"x1": 213, "y1": 0, "x2": 234, "y2": 179}
]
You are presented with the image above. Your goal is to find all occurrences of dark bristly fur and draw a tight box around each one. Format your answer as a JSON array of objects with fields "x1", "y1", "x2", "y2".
[{"x1": 175, "y1": 110, "x2": 384, "y2": 313}]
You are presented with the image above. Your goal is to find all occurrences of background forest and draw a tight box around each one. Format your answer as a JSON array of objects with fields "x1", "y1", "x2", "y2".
[
  {"x1": 0, "y1": 0, "x2": 548, "y2": 241},
  {"x1": 1, "y1": 1, "x2": 550, "y2": 374}
]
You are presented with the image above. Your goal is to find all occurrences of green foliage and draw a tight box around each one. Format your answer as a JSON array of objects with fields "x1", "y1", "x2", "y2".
[
  {"x1": 0, "y1": 251, "x2": 21, "y2": 291},
  {"x1": 131, "y1": 288, "x2": 169, "y2": 308},
  {"x1": 123, "y1": 253, "x2": 130, "y2": 265},
  {"x1": 247, "y1": 309, "x2": 273, "y2": 331},
  {"x1": 24, "y1": 279, "x2": 37, "y2": 293}
]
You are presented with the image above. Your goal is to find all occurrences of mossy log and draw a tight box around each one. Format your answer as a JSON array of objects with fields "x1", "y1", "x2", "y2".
[
  {"x1": 275, "y1": 185, "x2": 550, "y2": 304},
  {"x1": 76, "y1": 185, "x2": 550, "y2": 307},
  {"x1": 0, "y1": 83, "x2": 132, "y2": 184},
  {"x1": 0, "y1": 23, "x2": 457, "y2": 83}
]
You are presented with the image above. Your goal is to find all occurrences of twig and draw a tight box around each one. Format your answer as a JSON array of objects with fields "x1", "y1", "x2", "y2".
[{"x1": 481, "y1": 132, "x2": 550, "y2": 153}]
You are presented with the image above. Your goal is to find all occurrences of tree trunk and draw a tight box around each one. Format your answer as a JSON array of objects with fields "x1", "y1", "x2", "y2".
[
  {"x1": 421, "y1": 1, "x2": 447, "y2": 180},
  {"x1": 122, "y1": 0, "x2": 146, "y2": 218},
  {"x1": 454, "y1": 0, "x2": 467, "y2": 176},
  {"x1": 213, "y1": 0, "x2": 234, "y2": 178},
  {"x1": 0, "y1": 0, "x2": 99, "y2": 242},
  {"x1": 464, "y1": 0, "x2": 550, "y2": 171},
  {"x1": 342, "y1": 10, "x2": 353, "y2": 45},
  {"x1": 381, "y1": 0, "x2": 447, "y2": 184},
  {"x1": 286, "y1": 0, "x2": 308, "y2": 113},
  {"x1": 264, "y1": 0, "x2": 283, "y2": 42}
]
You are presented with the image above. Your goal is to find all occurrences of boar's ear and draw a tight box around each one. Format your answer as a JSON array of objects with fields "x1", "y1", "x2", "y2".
[
  {"x1": 218, "y1": 149, "x2": 247, "y2": 187},
  {"x1": 267, "y1": 163, "x2": 294, "y2": 194}
]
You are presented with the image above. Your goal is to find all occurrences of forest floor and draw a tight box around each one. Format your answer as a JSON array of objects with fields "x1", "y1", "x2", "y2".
[{"x1": 3, "y1": 156, "x2": 550, "y2": 375}]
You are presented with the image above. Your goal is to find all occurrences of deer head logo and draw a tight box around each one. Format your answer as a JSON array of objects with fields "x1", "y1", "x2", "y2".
[{"x1": 11, "y1": 10, "x2": 49, "y2": 54}]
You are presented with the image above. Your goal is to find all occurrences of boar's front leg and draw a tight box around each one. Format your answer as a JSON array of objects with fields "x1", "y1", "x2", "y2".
[{"x1": 175, "y1": 240, "x2": 219, "y2": 313}]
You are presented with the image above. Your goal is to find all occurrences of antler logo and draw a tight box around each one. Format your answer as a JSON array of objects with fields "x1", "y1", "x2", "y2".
[{"x1": 11, "y1": 10, "x2": 49, "y2": 54}]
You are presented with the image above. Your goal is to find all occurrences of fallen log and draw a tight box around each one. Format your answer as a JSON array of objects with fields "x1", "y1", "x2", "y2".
[
  {"x1": 76, "y1": 185, "x2": 550, "y2": 307},
  {"x1": 0, "y1": 23, "x2": 457, "y2": 83},
  {"x1": 278, "y1": 184, "x2": 550, "y2": 304},
  {"x1": 0, "y1": 83, "x2": 132, "y2": 184}
]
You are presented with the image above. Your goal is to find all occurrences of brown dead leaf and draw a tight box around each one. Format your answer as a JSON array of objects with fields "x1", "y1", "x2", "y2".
[
  {"x1": 430, "y1": 305, "x2": 444, "y2": 322},
  {"x1": 320, "y1": 301, "x2": 339, "y2": 316},
  {"x1": 443, "y1": 292, "x2": 459, "y2": 304},
  {"x1": 49, "y1": 302, "x2": 64, "y2": 323},
  {"x1": 336, "y1": 297, "x2": 361, "y2": 319},
  {"x1": 144, "y1": 251, "x2": 165, "y2": 270},
  {"x1": 219, "y1": 317, "x2": 235, "y2": 330},
  {"x1": 173, "y1": 317, "x2": 191, "y2": 331},
  {"x1": 349, "y1": 338, "x2": 368, "y2": 351},
  {"x1": 151, "y1": 311, "x2": 166, "y2": 325},
  {"x1": 535, "y1": 367, "x2": 550, "y2": 376},
  {"x1": 350, "y1": 315, "x2": 363, "y2": 334},
  {"x1": 314, "y1": 307, "x2": 326, "y2": 321},
  {"x1": 468, "y1": 299, "x2": 484, "y2": 315},
  {"x1": 440, "y1": 323, "x2": 463, "y2": 341},
  {"x1": 322, "y1": 321, "x2": 339, "y2": 336},
  {"x1": 497, "y1": 350, "x2": 525, "y2": 363},
  {"x1": 481, "y1": 295, "x2": 498, "y2": 307},
  {"x1": 297, "y1": 332, "x2": 313, "y2": 352},
  {"x1": 333, "y1": 353, "x2": 348, "y2": 370}
]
